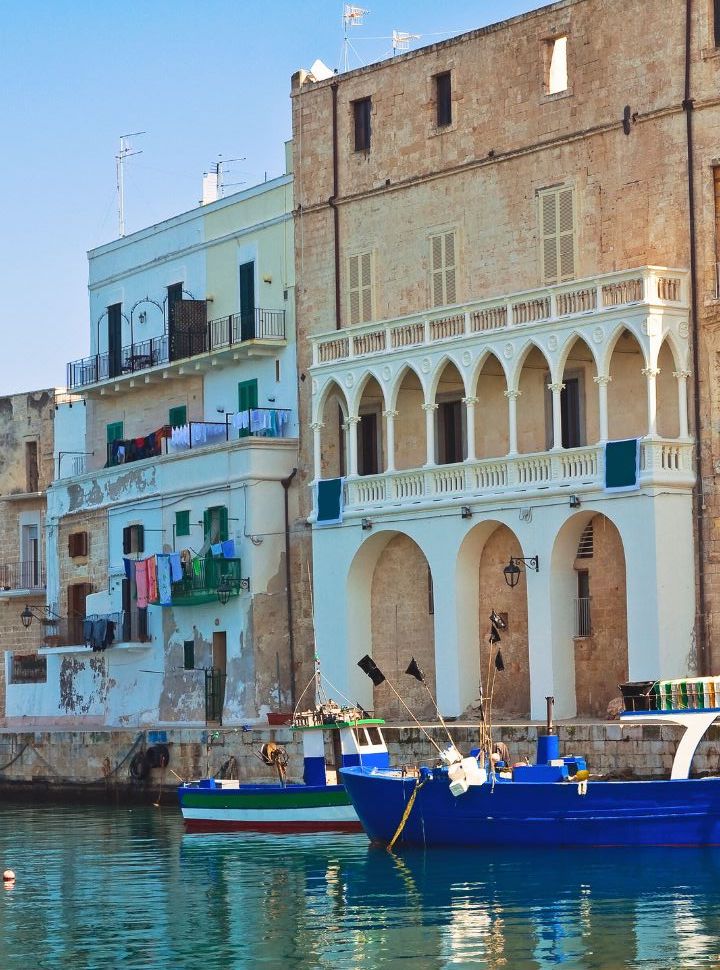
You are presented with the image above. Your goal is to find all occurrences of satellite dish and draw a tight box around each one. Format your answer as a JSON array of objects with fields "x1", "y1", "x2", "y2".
[{"x1": 310, "y1": 58, "x2": 335, "y2": 81}]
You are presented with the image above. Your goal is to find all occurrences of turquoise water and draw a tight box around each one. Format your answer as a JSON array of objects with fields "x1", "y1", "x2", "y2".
[{"x1": 2, "y1": 801, "x2": 720, "y2": 969}]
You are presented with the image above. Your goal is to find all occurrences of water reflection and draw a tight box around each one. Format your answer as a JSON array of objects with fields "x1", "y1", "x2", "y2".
[{"x1": 2, "y1": 802, "x2": 720, "y2": 968}]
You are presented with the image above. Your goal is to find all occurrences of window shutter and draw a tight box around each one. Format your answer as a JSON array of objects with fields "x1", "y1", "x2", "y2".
[
  {"x1": 203, "y1": 509, "x2": 212, "y2": 542},
  {"x1": 68, "y1": 532, "x2": 88, "y2": 558},
  {"x1": 175, "y1": 511, "x2": 190, "y2": 537},
  {"x1": 430, "y1": 231, "x2": 457, "y2": 307},
  {"x1": 348, "y1": 253, "x2": 372, "y2": 325},
  {"x1": 360, "y1": 253, "x2": 372, "y2": 322},
  {"x1": 169, "y1": 405, "x2": 187, "y2": 427},
  {"x1": 219, "y1": 507, "x2": 229, "y2": 543},
  {"x1": 348, "y1": 255, "x2": 361, "y2": 325},
  {"x1": 136, "y1": 525, "x2": 145, "y2": 554},
  {"x1": 122, "y1": 526, "x2": 131, "y2": 555},
  {"x1": 137, "y1": 608, "x2": 148, "y2": 642},
  {"x1": 540, "y1": 187, "x2": 575, "y2": 285}
]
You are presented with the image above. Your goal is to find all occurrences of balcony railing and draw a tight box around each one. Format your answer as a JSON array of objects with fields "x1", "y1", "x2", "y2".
[
  {"x1": 67, "y1": 308, "x2": 286, "y2": 390},
  {"x1": 311, "y1": 266, "x2": 688, "y2": 366},
  {"x1": 340, "y1": 439, "x2": 694, "y2": 513},
  {"x1": 154, "y1": 557, "x2": 244, "y2": 607},
  {"x1": 0, "y1": 560, "x2": 45, "y2": 591}
]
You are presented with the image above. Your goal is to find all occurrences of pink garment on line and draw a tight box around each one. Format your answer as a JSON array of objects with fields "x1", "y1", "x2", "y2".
[
  {"x1": 135, "y1": 559, "x2": 149, "y2": 609},
  {"x1": 146, "y1": 555, "x2": 158, "y2": 604}
]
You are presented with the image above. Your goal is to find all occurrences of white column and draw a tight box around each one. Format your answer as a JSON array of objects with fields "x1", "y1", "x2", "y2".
[
  {"x1": 346, "y1": 415, "x2": 360, "y2": 476},
  {"x1": 382, "y1": 409, "x2": 398, "y2": 472},
  {"x1": 673, "y1": 370, "x2": 691, "y2": 439},
  {"x1": 547, "y1": 382, "x2": 565, "y2": 450},
  {"x1": 310, "y1": 421, "x2": 324, "y2": 480},
  {"x1": 642, "y1": 366, "x2": 660, "y2": 438},
  {"x1": 504, "y1": 388, "x2": 521, "y2": 455},
  {"x1": 593, "y1": 374, "x2": 612, "y2": 442},
  {"x1": 422, "y1": 402, "x2": 438, "y2": 466},
  {"x1": 462, "y1": 396, "x2": 478, "y2": 461}
]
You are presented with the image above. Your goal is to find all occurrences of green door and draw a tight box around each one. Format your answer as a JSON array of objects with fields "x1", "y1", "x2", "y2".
[{"x1": 237, "y1": 379, "x2": 258, "y2": 437}]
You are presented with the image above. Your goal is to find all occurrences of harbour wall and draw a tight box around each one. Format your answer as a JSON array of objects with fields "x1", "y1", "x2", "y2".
[{"x1": 0, "y1": 721, "x2": 716, "y2": 802}]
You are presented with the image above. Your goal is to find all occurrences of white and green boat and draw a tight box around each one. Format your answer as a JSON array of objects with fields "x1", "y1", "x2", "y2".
[{"x1": 178, "y1": 705, "x2": 388, "y2": 833}]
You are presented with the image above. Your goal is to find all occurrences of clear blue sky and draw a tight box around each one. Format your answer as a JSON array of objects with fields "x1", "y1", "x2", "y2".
[{"x1": 0, "y1": 1, "x2": 545, "y2": 395}]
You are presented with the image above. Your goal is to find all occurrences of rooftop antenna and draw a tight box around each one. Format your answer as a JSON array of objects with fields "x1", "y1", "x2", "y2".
[
  {"x1": 215, "y1": 154, "x2": 246, "y2": 197},
  {"x1": 341, "y1": 4, "x2": 368, "y2": 72},
  {"x1": 116, "y1": 132, "x2": 144, "y2": 238},
  {"x1": 392, "y1": 30, "x2": 420, "y2": 55}
]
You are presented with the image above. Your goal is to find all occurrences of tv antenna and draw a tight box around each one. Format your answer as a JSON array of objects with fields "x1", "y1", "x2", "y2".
[
  {"x1": 214, "y1": 155, "x2": 246, "y2": 197},
  {"x1": 116, "y1": 132, "x2": 144, "y2": 238},
  {"x1": 392, "y1": 30, "x2": 420, "y2": 55},
  {"x1": 341, "y1": 4, "x2": 368, "y2": 72}
]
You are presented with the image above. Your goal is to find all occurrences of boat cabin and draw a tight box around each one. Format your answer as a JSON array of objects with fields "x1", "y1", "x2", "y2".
[{"x1": 299, "y1": 718, "x2": 389, "y2": 787}]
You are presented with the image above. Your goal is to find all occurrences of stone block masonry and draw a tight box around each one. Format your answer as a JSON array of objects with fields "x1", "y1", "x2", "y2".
[{"x1": 0, "y1": 722, "x2": 712, "y2": 803}]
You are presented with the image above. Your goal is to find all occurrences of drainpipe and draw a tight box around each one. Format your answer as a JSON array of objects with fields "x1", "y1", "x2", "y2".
[
  {"x1": 330, "y1": 81, "x2": 341, "y2": 330},
  {"x1": 684, "y1": 0, "x2": 709, "y2": 675},
  {"x1": 281, "y1": 468, "x2": 298, "y2": 707}
]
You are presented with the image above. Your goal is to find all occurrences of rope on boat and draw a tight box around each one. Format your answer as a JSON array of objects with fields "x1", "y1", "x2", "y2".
[{"x1": 387, "y1": 775, "x2": 430, "y2": 852}]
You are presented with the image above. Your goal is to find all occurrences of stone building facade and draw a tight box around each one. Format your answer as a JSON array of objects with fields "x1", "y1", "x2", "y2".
[{"x1": 290, "y1": 0, "x2": 719, "y2": 719}]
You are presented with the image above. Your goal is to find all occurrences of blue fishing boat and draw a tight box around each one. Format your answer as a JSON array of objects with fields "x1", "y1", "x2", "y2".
[{"x1": 341, "y1": 672, "x2": 720, "y2": 849}]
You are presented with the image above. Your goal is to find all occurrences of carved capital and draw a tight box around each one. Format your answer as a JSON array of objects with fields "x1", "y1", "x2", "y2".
[
  {"x1": 593, "y1": 375, "x2": 612, "y2": 387},
  {"x1": 641, "y1": 367, "x2": 660, "y2": 378},
  {"x1": 310, "y1": 421, "x2": 325, "y2": 433},
  {"x1": 462, "y1": 396, "x2": 479, "y2": 407},
  {"x1": 504, "y1": 389, "x2": 522, "y2": 400},
  {"x1": 673, "y1": 370, "x2": 691, "y2": 381},
  {"x1": 421, "y1": 402, "x2": 439, "y2": 412},
  {"x1": 546, "y1": 382, "x2": 566, "y2": 393},
  {"x1": 382, "y1": 409, "x2": 399, "y2": 419}
]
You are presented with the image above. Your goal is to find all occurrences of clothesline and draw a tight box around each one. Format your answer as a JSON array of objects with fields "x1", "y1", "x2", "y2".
[{"x1": 123, "y1": 539, "x2": 238, "y2": 607}]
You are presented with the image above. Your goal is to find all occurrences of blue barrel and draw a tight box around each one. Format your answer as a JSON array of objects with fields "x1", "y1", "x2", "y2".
[{"x1": 536, "y1": 734, "x2": 559, "y2": 764}]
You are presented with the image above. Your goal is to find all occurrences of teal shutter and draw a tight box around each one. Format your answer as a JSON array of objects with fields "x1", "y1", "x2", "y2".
[
  {"x1": 218, "y1": 506, "x2": 229, "y2": 542},
  {"x1": 238, "y1": 379, "x2": 258, "y2": 438},
  {"x1": 203, "y1": 509, "x2": 212, "y2": 543},
  {"x1": 169, "y1": 405, "x2": 187, "y2": 427},
  {"x1": 175, "y1": 510, "x2": 190, "y2": 537},
  {"x1": 107, "y1": 421, "x2": 124, "y2": 444}
]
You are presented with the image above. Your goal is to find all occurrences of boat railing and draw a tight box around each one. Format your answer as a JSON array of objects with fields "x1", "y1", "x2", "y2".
[{"x1": 620, "y1": 677, "x2": 720, "y2": 714}]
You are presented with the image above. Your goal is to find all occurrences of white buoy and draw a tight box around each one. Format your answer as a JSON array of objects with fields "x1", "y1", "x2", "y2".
[{"x1": 3, "y1": 869, "x2": 15, "y2": 885}]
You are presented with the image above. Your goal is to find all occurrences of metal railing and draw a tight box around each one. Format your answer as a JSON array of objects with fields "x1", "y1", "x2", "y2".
[
  {"x1": 574, "y1": 597, "x2": 592, "y2": 638},
  {"x1": 169, "y1": 557, "x2": 244, "y2": 605},
  {"x1": 0, "y1": 560, "x2": 46, "y2": 591},
  {"x1": 67, "y1": 308, "x2": 286, "y2": 390}
]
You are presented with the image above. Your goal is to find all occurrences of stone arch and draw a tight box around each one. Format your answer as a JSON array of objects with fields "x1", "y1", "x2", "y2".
[
  {"x1": 457, "y1": 520, "x2": 529, "y2": 719},
  {"x1": 355, "y1": 373, "x2": 386, "y2": 475},
  {"x1": 350, "y1": 367, "x2": 390, "y2": 416},
  {"x1": 347, "y1": 530, "x2": 436, "y2": 718},
  {"x1": 317, "y1": 379, "x2": 349, "y2": 479},
  {"x1": 550, "y1": 511, "x2": 628, "y2": 718},
  {"x1": 391, "y1": 365, "x2": 427, "y2": 471},
  {"x1": 656, "y1": 338, "x2": 680, "y2": 438},
  {"x1": 432, "y1": 358, "x2": 466, "y2": 464},
  {"x1": 601, "y1": 322, "x2": 649, "y2": 376},
  {"x1": 558, "y1": 334, "x2": 600, "y2": 446},
  {"x1": 388, "y1": 362, "x2": 427, "y2": 412},
  {"x1": 607, "y1": 328, "x2": 648, "y2": 440},
  {"x1": 472, "y1": 351, "x2": 509, "y2": 459},
  {"x1": 514, "y1": 342, "x2": 553, "y2": 454},
  {"x1": 428, "y1": 353, "x2": 469, "y2": 402}
]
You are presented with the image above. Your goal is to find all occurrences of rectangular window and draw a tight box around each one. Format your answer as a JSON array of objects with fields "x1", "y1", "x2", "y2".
[
  {"x1": 10, "y1": 654, "x2": 47, "y2": 685},
  {"x1": 169, "y1": 405, "x2": 187, "y2": 428},
  {"x1": 122, "y1": 524, "x2": 145, "y2": 555},
  {"x1": 167, "y1": 282, "x2": 183, "y2": 329},
  {"x1": 715, "y1": 0, "x2": 720, "y2": 46},
  {"x1": 353, "y1": 97, "x2": 371, "y2": 151},
  {"x1": 203, "y1": 506, "x2": 229, "y2": 544},
  {"x1": 25, "y1": 441, "x2": 39, "y2": 493},
  {"x1": 575, "y1": 570, "x2": 591, "y2": 637},
  {"x1": 68, "y1": 531, "x2": 89, "y2": 558},
  {"x1": 539, "y1": 186, "x2": 576, "y2": 284},
  {"x1": 435, "y1": 72, "x2": 452, "y2": 127},
  {"x1": 358, "y1": 412, "x2": 379, "y2": 476},
  {"x1": 184, "y1": 640, "x2": 195, "y2": 670},
  {"x1": 348, "y1": 252, "x2": 373, "y2": 325},
  {"x1": 106, "y1": 421, "x2": 124, "y2": 445},
  {"x1": 430, "y1": 231, "x2": 457, "y2": 307},
  {"x1": 175, "y1": 511, "x2": 190, "y2": 537},
  {"x1": 546, "y1": 36, "x2": 568, "y2": 94}
]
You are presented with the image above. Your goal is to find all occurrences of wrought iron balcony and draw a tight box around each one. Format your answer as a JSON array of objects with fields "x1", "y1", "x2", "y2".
[
  {"x1": 154, "y1": 557, "x2": 245, "y2": 607},
  {"x1": 0, "y1": 560, "x2": 46, "y2": 591},
  {"x1": 66, "y1": 308, "x2": 286, "y2": 391}
]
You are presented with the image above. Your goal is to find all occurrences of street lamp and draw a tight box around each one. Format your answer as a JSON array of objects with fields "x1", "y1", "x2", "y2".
[
  {"x1": 503, "y1": 556, "x2": 539, "y2": 588},
  {"x1": 20, "y1": 604, "x2": 62, "y2": 629}
]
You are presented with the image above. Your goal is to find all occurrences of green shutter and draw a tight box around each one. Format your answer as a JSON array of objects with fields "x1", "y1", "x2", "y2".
[
  {"x1": 203, "y1": 508, "x2": 212, "y2": 543},
  {"x1": 107, "y1": 421, "x2": 124, "y2": 444},
  {"x1": 238, "y1": 380, "x2": 258, "y2": 438},
  {"x1": 204, "y1": 506, "x2": 229, "y2": 543},
  {"x1": 175, "y1": 511, "x2": 190, "y2": 537},
  {"x1": 218, "y1": 506, "x2": 229, "y2": 542},
  {"x1": 169, "y1": 405, "x2": 187, "y2": 427}
]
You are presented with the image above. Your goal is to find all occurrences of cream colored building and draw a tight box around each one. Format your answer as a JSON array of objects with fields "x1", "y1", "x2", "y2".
[
  {"x1": 291, "y1": 0, "x2": 718, "y2": 720},
  {"x1": 5, "y1": 160, "x2": 302, "y2": 727}
]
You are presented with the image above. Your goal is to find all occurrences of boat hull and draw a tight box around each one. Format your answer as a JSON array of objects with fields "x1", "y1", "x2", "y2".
[
  {"x1": 178, "y1": 782, "x2": 361, "y2": 833},
  {"x1": 340, "y1": 767, "x2": 720, "y2": 847}
]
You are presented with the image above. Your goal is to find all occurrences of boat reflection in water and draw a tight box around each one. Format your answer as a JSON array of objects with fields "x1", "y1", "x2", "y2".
[{"x1": 179, "y1": 832, "x2": 720, "y2": 968}]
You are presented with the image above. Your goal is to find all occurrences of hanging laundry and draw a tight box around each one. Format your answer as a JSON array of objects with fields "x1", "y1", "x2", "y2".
[
  {"x1": 192, "y1": 558, "x2": 202, "y2": 577},
  {"x1": 221, "y1": 538, "x2": 236, "y2": 559},
  {"x1": 135, "y1": 560, "x2": 149, "y2": 609},
  {"x1": 146, "y1": 555, "x2": 158, "y2": 603},
  {"x1": 123, "y1": 557, "x2": 135, "y2": 580},
  {"x1": 210, "y1": 542, "x2": 223, "y2": 557},
  {"x1": 169, "y1": 552, "x2": 183, "y2": 582},
  {"x1": 156, "y1": 555, "x2": 173, "y2": 606}
]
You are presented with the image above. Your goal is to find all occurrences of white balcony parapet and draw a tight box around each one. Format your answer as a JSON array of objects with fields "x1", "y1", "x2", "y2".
[
  {"x1": 311, "y1": 267, "x2": 688, "y2": 367},
  {"x1": 341, "y1": 440, "x2": 694, "y2": 514}
]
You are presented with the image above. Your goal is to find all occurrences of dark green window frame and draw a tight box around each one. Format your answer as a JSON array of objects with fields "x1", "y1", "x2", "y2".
[
  {"x1": 169, "y1": 405, "x2": 187, "y2": 427},
  {"x1": 107, "y1": 421, "x2": 124, "y2": 444},
  {"x1": 175, "y1": 510, "x2": 190, "y2": 537}
]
